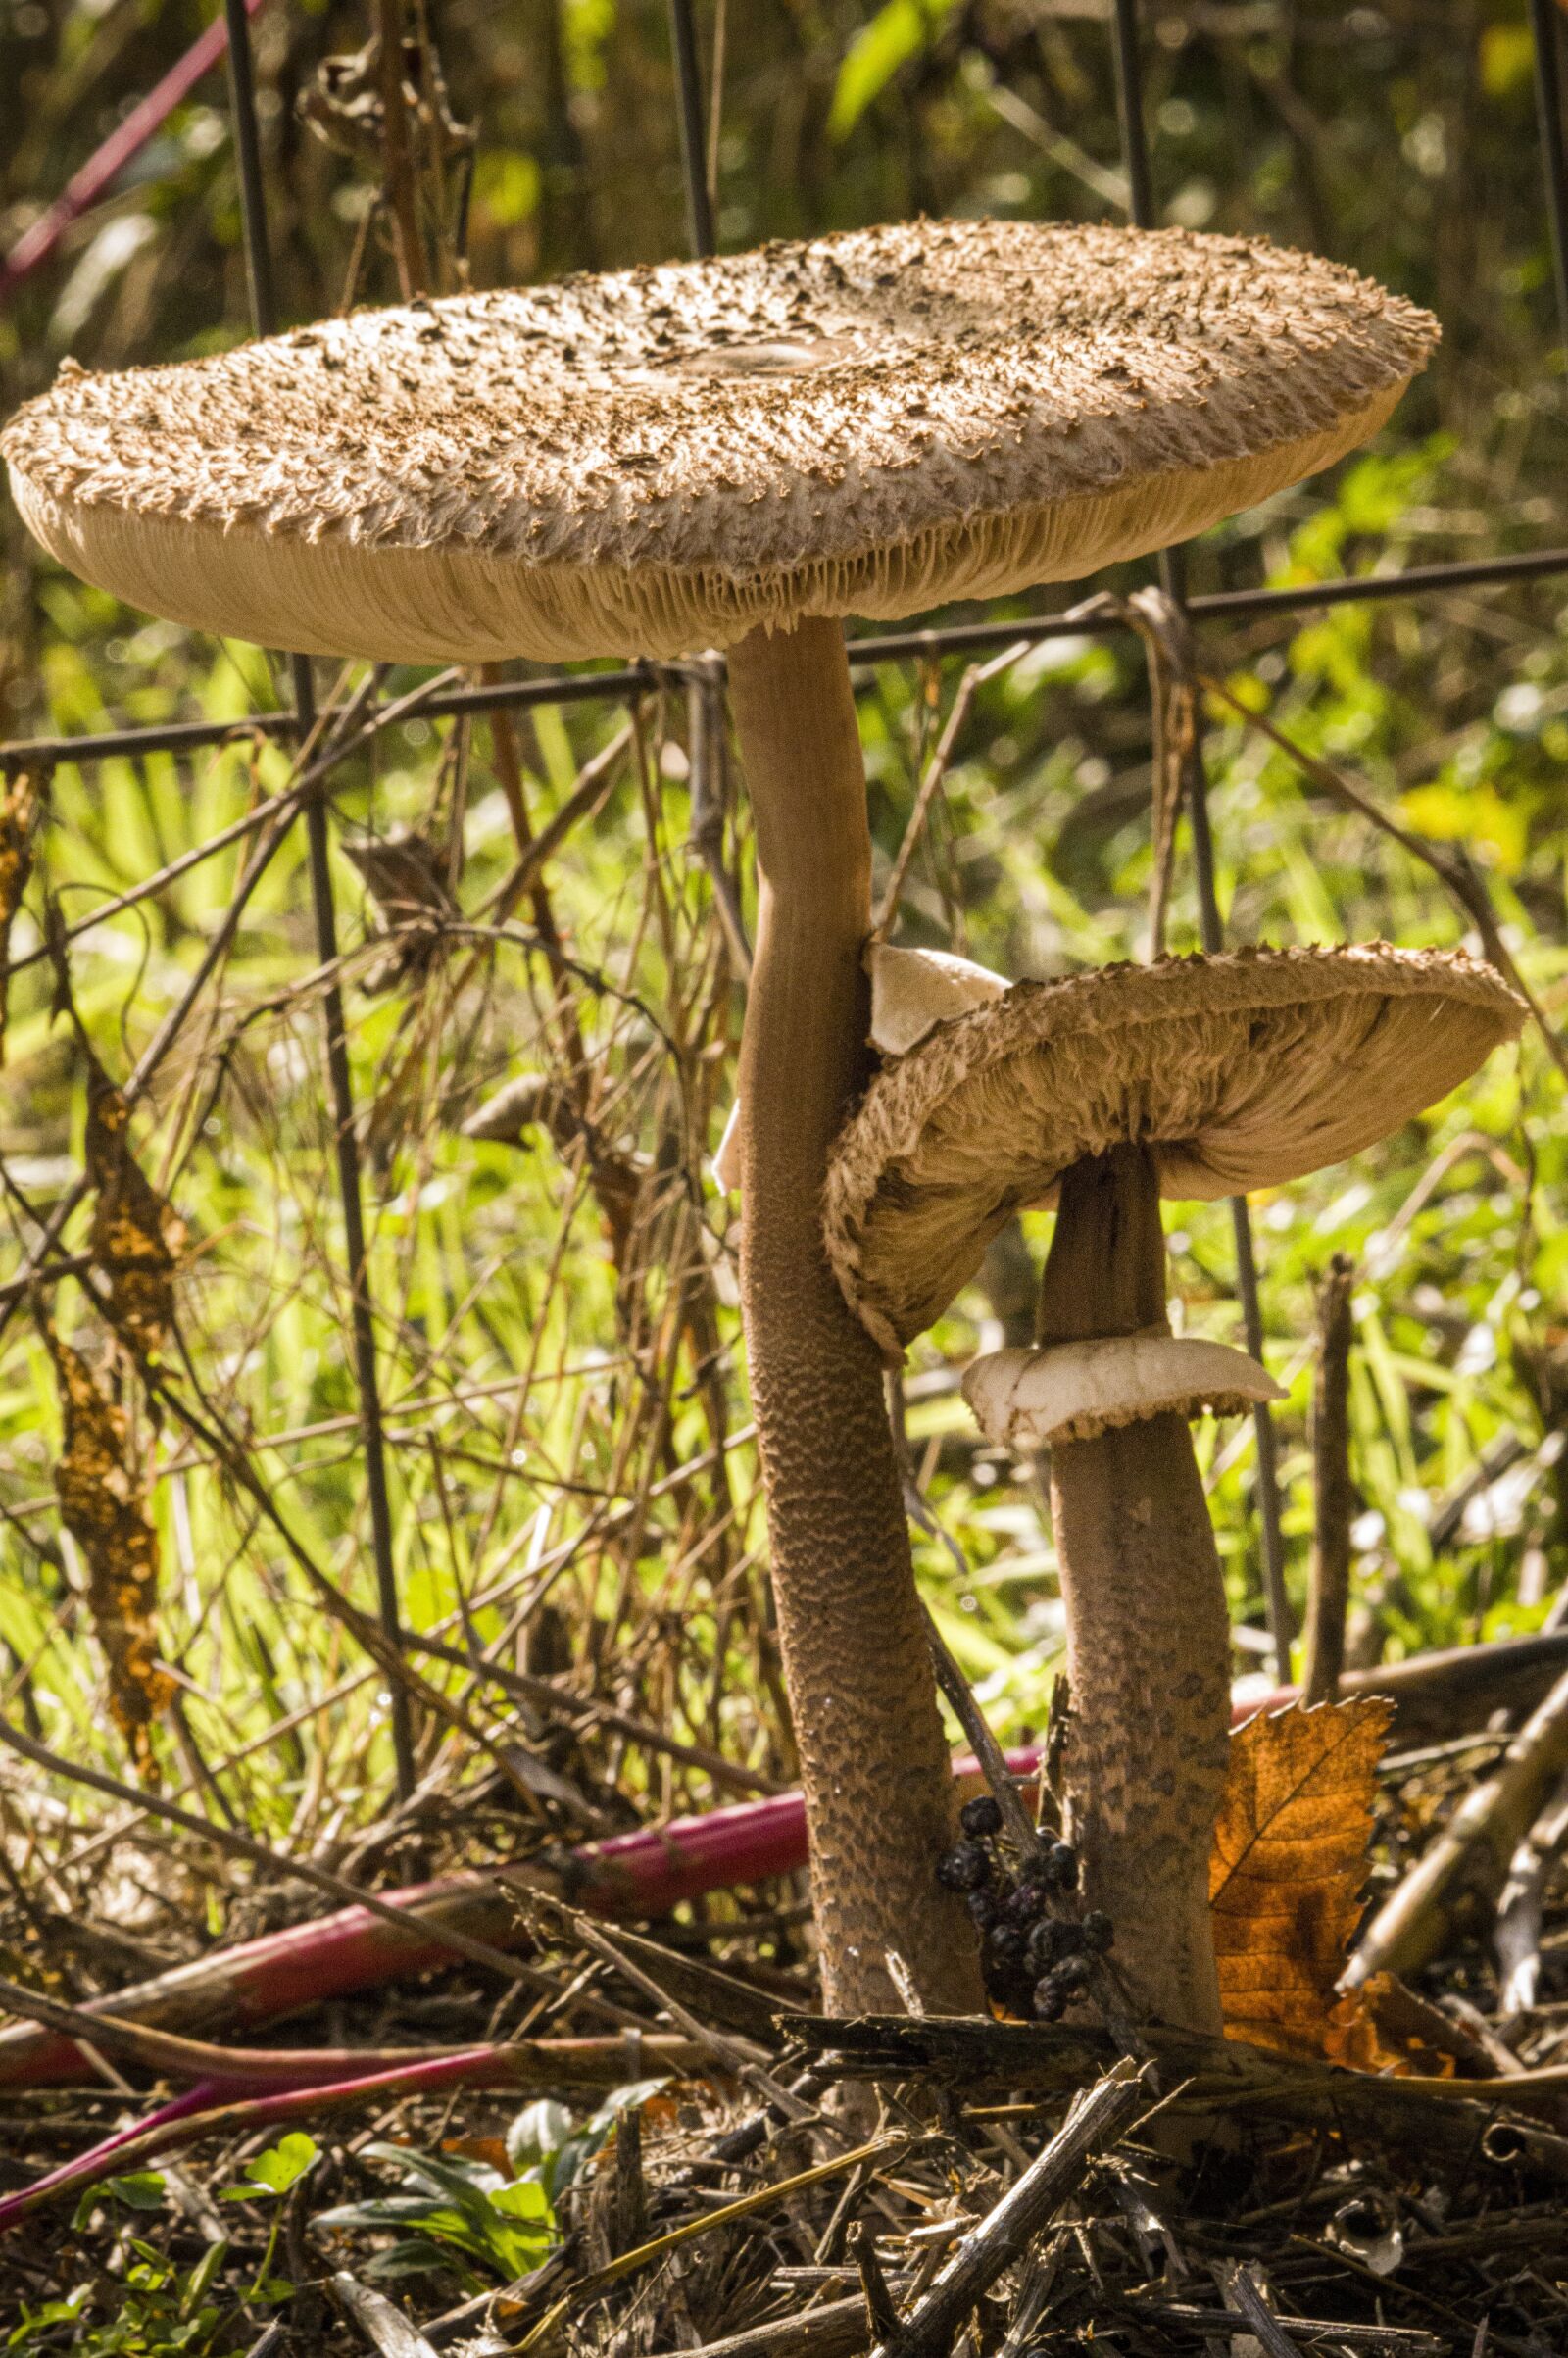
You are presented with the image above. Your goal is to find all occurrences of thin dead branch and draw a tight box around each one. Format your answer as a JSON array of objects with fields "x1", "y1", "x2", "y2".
[
  {"x1": 873, "y1": 2062, "x2": 1152, "y2": 2358},
  {"x1": 1351, "y1": 1662, "x2": 1568, "y2": 1983},
  {"x1": 1302, "y1": 1254, "x2": 1356, "y2": 1707}
]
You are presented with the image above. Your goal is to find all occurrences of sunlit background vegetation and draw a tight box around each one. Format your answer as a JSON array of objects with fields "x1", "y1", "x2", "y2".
[{"x1": 1, "y1": 0, "x2": 1565, "y2": 1894}]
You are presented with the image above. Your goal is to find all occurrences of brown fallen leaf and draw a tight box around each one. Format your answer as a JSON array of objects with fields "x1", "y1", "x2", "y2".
[
  {"x1": 1210, "y1": 1696, "x2": 1401, "y2": 2066},
  {"x1": 43, "y1": 1325, "x2": 172, "y2": 1784},
  {"x1": 1324, "y1": 1971, "x2": 1458, "y2": 2079},
  {"x1": 0, "y1": 769, "x2": 40, "y2": 1065}
]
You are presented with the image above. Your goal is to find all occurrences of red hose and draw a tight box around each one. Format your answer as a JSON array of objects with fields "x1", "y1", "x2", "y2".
[
  {"x1": 1, "y1": 0, "x2": 268, "y2": 306},
  {"x1": 0, "y1": 1661, "x2": 1519, "y2": 2092},
  {"x1": 0, "y1": 1746, "x2": 1036, "y2": 2088}
]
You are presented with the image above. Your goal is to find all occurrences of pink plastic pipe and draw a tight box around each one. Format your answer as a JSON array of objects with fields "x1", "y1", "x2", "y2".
[
  {"x1": 0, "y1": 2084, "x2": 219, "y2": 2230},
  {"x1": 0, "y1": 1748, "x2": 1034, "y2": 2089},
  {"x1": 0, "y1": 2039, "x2": 702, "y2": 2230},
  {"x1": 1, "y1": 0, "x2": 268, "y2": 306}
]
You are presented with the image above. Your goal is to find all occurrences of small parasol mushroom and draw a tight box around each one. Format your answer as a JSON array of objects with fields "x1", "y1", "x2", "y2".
[
  {"x1": 5, "y1": 219, "x2": 1438, "y2": 2014},
  {"x1": 825, "y1": 945, "x2": 1526, "y2": 2029}
]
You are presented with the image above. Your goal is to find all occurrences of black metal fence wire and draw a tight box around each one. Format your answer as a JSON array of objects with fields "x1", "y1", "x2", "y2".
[{"x1": 6, "y1": 0, "x2": 1568, "y2": 1703}]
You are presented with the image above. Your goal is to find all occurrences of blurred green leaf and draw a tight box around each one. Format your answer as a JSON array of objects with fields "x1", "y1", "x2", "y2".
[{"x1": 829, "y1": 0, "x2": 959, "y2": 139}]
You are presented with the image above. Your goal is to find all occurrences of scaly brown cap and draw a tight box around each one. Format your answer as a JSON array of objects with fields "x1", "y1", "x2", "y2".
[
  {"x1": 4, "y1": 220, "x2": 1435, "y2": 663},
  {"x1": 824, "y1": 945, "x2": 1525, "y2": 1356}
]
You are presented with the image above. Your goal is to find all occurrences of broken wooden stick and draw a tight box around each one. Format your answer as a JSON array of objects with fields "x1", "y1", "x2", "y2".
[
  {"x1": 787, "y1": 2012, "x2": 1568, "y2": 2174},
  {"x1": 873, "y1": 2062, "x2": 1152, "y2": 2358},
  {"x1": 1216, "y1": 2261, "x2": 1308, "y2": 2358},
  {"x1": 1348, "y1": 1660, "x2": 1568, "y2": 1985},
  {"x1": 656, "y1": 2298, "x2": 869, "y2": 2358}
]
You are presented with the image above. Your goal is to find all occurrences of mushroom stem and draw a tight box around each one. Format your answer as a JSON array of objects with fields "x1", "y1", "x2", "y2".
[
  {"x1": 1036, "y1": 1144, "x2": 1230, "y2": 2035},
  {"x1": 726, "y1": 618, "x2": 983, "y2": 2016}
]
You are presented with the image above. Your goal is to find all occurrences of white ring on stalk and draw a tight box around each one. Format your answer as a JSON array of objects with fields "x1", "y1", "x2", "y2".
[{"x1": 963, "y1": 1333, "x2": 1285, "y2": 1449}]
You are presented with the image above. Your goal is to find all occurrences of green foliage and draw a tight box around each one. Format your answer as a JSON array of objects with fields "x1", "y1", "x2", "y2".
[
  {"x1": 4, "y1": 1, "x2": 1567, "y2": 2347},
  {"x1": 7, "y1": 2240, "x2": 230, "y2": 2357},
  {"x1": 828, "y1": 0, "x2": 960, "y2": 139},
  {"x1": 317, "y1": 2083, "x2": 662, "y2": 2287},
  {"x1": 1, "y1": 0, "x2": 1566, "y2": 2075},
  {"x1": 218, "y1": 2134, "x2": 318, "y2": 2202},
  {"x1": 86, "y1": 2174, "x2": 169, "y2": 2218}
]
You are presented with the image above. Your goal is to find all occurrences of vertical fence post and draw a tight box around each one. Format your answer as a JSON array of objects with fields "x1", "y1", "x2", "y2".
[
  {"x1": 667, "y1": 0, "x2": 716, "y2": 258},
  {"x1": 1531, "y1": 0, "x2": 1568, "y2": 354},
  {"x1": 220, "y1": 0, "x2": 416, "y2": 1799},
  {"x1": 1108, "y1": 0, "x2": 1294, "y2": 1678}
]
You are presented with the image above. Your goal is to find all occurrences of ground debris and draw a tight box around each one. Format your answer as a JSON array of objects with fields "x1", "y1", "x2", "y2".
[{"x1": 2, "y1": 1752, "x2": 1568, "y2": 2357}]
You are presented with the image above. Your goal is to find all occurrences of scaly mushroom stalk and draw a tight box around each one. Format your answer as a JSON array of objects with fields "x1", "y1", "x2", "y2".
[
  {"x1": 827, "y1": 947, "x2": 1527, "y2": 2032},
  {"x1": 1033, "y1": 1144, "x2": 1230, "y2": 2035},
  {"x1": 727, "y1": 618, "x2": 982, "y2": 2015}
]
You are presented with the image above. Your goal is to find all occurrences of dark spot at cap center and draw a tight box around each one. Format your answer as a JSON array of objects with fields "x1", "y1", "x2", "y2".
[{"x1": 670, "y1": 334, "x2": 858, "y2": 379}]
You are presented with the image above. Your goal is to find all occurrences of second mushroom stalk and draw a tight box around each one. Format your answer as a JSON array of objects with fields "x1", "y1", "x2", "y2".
[{"x1": 826, "y1": 945, "x2": 1525, "y2": 2031}]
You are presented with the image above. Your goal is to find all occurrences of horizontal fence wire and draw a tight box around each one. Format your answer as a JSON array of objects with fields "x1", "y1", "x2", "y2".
[
  {"x1": 1, "y1": 7, "x2": 1567, "y2": 774},
  {"x1": 7, "y1": 545, "x2": 1568, "y2": 772}
]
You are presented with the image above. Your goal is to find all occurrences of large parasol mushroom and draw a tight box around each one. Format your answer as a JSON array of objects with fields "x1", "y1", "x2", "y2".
[
  {"x1": 5, "y1": 219, "x2": 1438, "y2": 2013},
  {"x1": 825, "y1": 946, "x2": 1526, "y2": 2030}
]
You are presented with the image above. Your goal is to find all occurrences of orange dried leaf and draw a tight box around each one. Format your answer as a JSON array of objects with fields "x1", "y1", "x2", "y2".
[
  {"x1": 1209, "y1": 1696, "x2": 1393, "y2": 2064},
  {"x1": 44, "y1": 1327, "x2": 172, "y2": 1783},
  {"x1": 0, "y1": 770, "x2": 40, "y2": 1066},
  {"x1": 84, "y1": 1055, "x2": 185, "y2": 1361}
]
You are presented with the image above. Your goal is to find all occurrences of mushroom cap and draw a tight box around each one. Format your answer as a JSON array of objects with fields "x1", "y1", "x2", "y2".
[
  {"x1": 825, "y1": 945, "x2": 1525, "y2": 1356},
  {"x1": 963, "y1": 1336, "x2": 1285, "y2": 1449},
  {"x1": 4, "y1": 220, "x2": 1436, "y2": 664}
]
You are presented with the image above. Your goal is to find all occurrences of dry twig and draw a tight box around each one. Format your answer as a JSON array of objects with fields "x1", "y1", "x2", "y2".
[
  {"x1": 1302, "y1": 1254, "x2": 1357, "y2": 1706},
  {"x1": 872, "y1": 2062, "x2": 1152, "y2": 2358},
  {"x1": 1348, "y1": 1661, "x2": 1568, "y2": 1984}
]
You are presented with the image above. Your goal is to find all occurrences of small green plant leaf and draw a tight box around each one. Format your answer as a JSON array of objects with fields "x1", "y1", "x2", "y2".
[
  {"x1": 9, "y1": 2288, "x2": 91, "y2": 2345},
  {"x1": 489, "y1": 2179, "x2": 552, "y2": 2226},
  {"x1": 319, "y1": 2132, "x2": 566, "y2": 2282},
  {"x1": 118, "y1": 2175, "x2": 171, "y2": 2211},
  {"x1": 179, "y1": 2240, "x2": 229, "y2": 2322},
  {"x1": 72, "y1": 2170, "x2": 167, "y2": 2228},
  {"x1": 220, "y1": 2131, "x2": 318, "y2": 2199}
]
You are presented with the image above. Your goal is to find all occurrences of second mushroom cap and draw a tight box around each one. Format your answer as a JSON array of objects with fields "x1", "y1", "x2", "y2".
[{"x1": 825, "y1": 944, "x2": 1527, "y2": 1358}]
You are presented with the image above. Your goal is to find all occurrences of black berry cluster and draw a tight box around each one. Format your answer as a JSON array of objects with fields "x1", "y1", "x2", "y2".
[{"x1": 936, "y1": 1796, "x2": 1114, "y2": 2022}]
